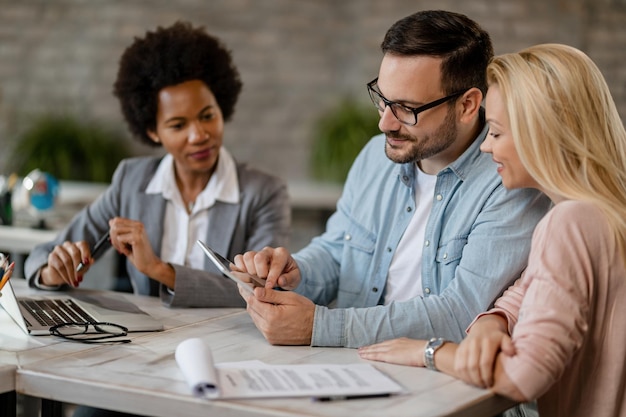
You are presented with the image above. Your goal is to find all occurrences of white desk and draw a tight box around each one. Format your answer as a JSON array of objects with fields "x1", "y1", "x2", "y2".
[
  {"x1": 2, "y1": 281, "x2": 516, "y2": 417},
  {"x1": 1, "y1": 279, "x2": 244, "y2": 417},
  {"x1": 0, "y1": 279, "x2": 241, "y2": 366}
]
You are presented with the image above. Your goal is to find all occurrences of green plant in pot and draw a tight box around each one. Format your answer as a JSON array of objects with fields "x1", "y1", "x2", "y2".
[
  {"x1": 311, "y1": 97, "x2": 380, "y2": 183},
  {"x1": 9, "y1": 115, "x2": 132, "y2": 182}
]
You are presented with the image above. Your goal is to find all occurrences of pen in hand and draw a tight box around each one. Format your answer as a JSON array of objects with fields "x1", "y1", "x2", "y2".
[{"x1": 76, "y1": 231, "x2": 111, "y2": 272}]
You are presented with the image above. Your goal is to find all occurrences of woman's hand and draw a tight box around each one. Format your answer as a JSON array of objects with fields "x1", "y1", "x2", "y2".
[
  {"x1": 109, "y1": 217, "x2": 174, "y2": 287},
  {"x1": 358, "y1": 337, "x2": 427, "y2": 367},
  {"x1": 454, "y1": 314, "x2": 514, "y2": 388},
  {"x1": 41, "y1": 241, "x2": 92, "y2": 287}
]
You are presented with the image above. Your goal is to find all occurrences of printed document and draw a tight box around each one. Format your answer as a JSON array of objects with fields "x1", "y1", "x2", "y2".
[{"x1": 175, "y1": 338, "x2": 405, "y2": 400}]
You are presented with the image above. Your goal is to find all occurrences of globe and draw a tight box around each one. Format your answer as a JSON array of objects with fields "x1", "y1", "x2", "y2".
[{"x1": 22, "y1": 169, "x2": 59, "y2": 212}]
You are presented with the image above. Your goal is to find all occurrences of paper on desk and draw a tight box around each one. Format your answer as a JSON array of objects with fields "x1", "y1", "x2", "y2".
[
  {"x1": 175, "y1": 338, "x2": 268, "y2": 398},
  {"x1": 175, "y1": 337, "x2": 405, "y2": 400}
]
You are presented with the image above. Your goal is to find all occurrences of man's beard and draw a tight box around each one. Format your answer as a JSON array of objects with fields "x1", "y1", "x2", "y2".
[{"x1": 384, "y1": 107, "x2": 457, "y2": 164}]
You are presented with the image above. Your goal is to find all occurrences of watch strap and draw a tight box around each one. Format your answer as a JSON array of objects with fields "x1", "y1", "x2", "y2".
[{"x1": 424, "y1": 337, "x2": 446, "y2": 371}]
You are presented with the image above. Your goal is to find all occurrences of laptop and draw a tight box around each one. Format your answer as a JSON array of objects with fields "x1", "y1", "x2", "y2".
[{"x1": 0, "y1": 279, "x2": 163, "y2": 336}]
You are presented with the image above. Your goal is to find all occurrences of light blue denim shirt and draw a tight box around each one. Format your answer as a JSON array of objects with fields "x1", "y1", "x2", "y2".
[{"x1": 294, "y1": 122, "x2": 551, "y2": 348}]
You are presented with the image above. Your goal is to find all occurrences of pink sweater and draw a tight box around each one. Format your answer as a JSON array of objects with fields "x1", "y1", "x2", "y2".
[{"x1": 474, "y1": 200, "x2": 626, "y2": 417}]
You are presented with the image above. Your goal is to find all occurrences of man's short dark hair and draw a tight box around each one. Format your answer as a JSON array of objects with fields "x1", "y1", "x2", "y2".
[
  {"x1": 382, "y1": 10, "x2": 493, "y2": 97},
  {"x1": 113, "y1": 21, "x2": 243, "y2": 146}
]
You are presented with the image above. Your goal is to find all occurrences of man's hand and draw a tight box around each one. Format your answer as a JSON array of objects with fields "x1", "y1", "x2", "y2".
[
  {"x1": 240, "y1": 287, "x2": 314, "y2": 345},
  {"x1": 234, "y1": 247, "x2": 301, "y2": 290}
]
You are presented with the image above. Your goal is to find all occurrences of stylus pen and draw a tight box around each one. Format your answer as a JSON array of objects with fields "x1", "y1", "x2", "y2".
[{"x1": 76, "y1": 231, "x2": 111, "y2": 272}]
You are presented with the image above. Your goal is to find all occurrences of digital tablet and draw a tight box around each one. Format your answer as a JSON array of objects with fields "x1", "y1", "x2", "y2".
[{"x1": 196, "y1": 240, "x2": 259, "y2": 294}]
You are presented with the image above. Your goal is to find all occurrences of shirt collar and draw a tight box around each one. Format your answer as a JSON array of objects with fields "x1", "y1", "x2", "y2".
[
  {"x1": 446, "y1": 108, "x2": 488, "y2": 181},
  {"x1": 398, "y1": 108, "x2": 487, "y2": 184},
  {"x1": 145, "y1": 147, "x2": 240, "y2": 206}
]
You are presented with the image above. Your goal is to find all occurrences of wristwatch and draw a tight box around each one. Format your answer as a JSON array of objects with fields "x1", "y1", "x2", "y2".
[{"x1": 424, "y1": 337, "x2": 447, "y2": 371}]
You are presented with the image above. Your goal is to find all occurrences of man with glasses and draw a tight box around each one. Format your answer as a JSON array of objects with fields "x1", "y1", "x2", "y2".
[{"x1": 235, "y1": 10, "x2": 550, "y2": 350}]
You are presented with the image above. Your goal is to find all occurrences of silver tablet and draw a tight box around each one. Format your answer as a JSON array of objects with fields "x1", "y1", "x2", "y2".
[{"x1": 196, "y1": 240, "x2": 256, "y2": 294}]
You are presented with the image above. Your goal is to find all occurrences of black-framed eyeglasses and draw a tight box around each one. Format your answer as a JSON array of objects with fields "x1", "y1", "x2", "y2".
[
  {"x1": 367, "y1": 77, "x2": 467, "y2": 126},
  {"x1": 50, "y1": 322, "x2": 131, "y2": 344}
]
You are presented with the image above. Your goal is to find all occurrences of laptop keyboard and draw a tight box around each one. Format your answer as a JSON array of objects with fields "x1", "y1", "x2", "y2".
[{"x1": 18, "y1": 299, "x2": 96, "y2": 326}]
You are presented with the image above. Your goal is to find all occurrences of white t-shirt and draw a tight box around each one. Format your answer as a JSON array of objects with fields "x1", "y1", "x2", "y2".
[
  {"x1": 384, "y1": 165, "x2": 437, "y2": 304},
  {"x1": 145, "y1": 148, "x2": 239, "y2": 269}
]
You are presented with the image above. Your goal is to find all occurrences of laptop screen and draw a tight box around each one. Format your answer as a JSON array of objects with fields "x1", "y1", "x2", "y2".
[{"x1": 0, "y1": 278, "x2": 30, "y2": 334}]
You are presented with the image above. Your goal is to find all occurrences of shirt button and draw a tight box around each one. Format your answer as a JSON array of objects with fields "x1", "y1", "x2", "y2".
[
  {"x1": 425, "y1": 240, "x2": 430, "y2": 247},
  {"x1": 407, "y1": 206, "x2": 412, "y2": 212},
  {"x1": 443, "y1": 253, "x2": 448, "y2": 259},
  {"x1": 387, "y1": 247, "x2": 392, "y2": 252},
  {"x1": 403, "y1": 176, "x2": 409, "y2": 182},
  {"x1": 344, "y1": 234, "x2": 352, "y2": 241},
  {"x1": 424, "y1": 287, "x2": 431, "y2": 294},
  {"x1": 436, "y1": 194, "x2": 443, "y2": 201},
  {"x1": 372, "y1": 287, "x2": 379, "y2": 293}
]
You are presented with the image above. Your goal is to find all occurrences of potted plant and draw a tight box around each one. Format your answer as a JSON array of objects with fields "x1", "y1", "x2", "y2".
[
  {"x1": 8, "y1": 115, "x2": 131, "y2": 182},
  {"x1": 310, "y1": 97, "x2": 380, "y2": 183}
]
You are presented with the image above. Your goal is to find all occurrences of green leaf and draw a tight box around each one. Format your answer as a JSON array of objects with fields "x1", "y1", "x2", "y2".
[
  {"x1": 9, "y1": 115, "x2": 132, "y2": 182},
  {"x1": 311, "y1": 98, "x2": 380, "y2": 183}
]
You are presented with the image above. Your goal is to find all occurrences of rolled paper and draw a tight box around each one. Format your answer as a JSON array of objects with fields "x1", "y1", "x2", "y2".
[{"x1": 175, "y1": 337, "x2": 219, "y2": 398}]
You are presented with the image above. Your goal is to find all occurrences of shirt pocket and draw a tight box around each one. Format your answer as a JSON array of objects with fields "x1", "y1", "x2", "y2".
[
  {"x1": 435, "y1": 237, "x2": 467, "y2": 289},
  {"x1": 343, "y1": 220, "x2": 376, "y2": 252},
  {"x1": 339, "y1": 218, "x2": 377, "y2": 294},
  {"x1": 436, "y1": 237, "x2": 467, "y2": 263}
]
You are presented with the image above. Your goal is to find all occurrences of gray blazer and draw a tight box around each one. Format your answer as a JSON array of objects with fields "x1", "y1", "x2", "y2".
[{"x1": 25, "y1": 156, "x2": 291, "y2": 307}]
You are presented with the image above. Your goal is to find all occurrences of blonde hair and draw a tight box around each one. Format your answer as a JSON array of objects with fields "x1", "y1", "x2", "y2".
[{"x1": 487, "y1": 43, "x2": 626, "y2": 259}]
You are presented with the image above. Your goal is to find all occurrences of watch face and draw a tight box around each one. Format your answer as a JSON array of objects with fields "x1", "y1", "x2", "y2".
[
  {"x1": 429, "y1": 338, "x2": 445, "y2": 349},
  {"x1": 425, "y1": 338, "x2": 446, "y2": 371}
]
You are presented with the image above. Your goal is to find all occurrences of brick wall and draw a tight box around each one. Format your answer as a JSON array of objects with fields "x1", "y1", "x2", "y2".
[{"x1": 1, "y1": 0, "x2": 625, "y2": 181}]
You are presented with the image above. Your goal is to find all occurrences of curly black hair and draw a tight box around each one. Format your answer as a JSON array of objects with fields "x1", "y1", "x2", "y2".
[{"x1": 113, "y1": 21, "x2": 243, "y2": 146}]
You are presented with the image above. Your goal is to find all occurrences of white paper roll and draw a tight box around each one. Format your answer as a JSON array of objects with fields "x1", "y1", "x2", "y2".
[{"x1": 175, "y1": 337, "x2": 219, "y2": 398}]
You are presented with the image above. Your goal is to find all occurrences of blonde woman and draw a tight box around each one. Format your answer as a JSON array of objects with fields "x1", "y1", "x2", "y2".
[{"x1": 358, "y1": 43, "x2": 626, "y2": 417}]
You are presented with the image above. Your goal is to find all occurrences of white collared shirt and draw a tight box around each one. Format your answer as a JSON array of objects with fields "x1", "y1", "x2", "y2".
[{"x1": 145, "y1": 147, "x2": 240, "y2": 269}]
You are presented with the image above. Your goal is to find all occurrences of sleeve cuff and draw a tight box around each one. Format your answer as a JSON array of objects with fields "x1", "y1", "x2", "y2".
[
  {"x1": 31, "y1": 268, "x2": 63, "y2": 291},
  {"x1": 311, "y1": 305, "x2": 346, "y2": 347},
  {"x1": 466, "y1": 309, "x2": 512, "y2": 335}
]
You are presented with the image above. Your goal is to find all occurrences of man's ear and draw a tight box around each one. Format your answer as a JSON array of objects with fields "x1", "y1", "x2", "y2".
[
  {"x1": 147, "y1": 130, "x2": 160, "y2": 143},
  {"x1": 458, "y1": 87, "x2": 483, "y2": 124}
]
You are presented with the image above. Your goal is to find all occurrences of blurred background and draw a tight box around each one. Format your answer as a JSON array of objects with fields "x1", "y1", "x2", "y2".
[
  {"x1": 1, "y1": 0, "x2": 625, "y2": 183},
  {"x1": 0, "y1": 0, "x2": 625, "y2": 261}
]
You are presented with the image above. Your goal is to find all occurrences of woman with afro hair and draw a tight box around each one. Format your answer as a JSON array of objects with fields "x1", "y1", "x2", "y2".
[{"x1": 25, "y1": 21, "x2": 290, "y2": 311}]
